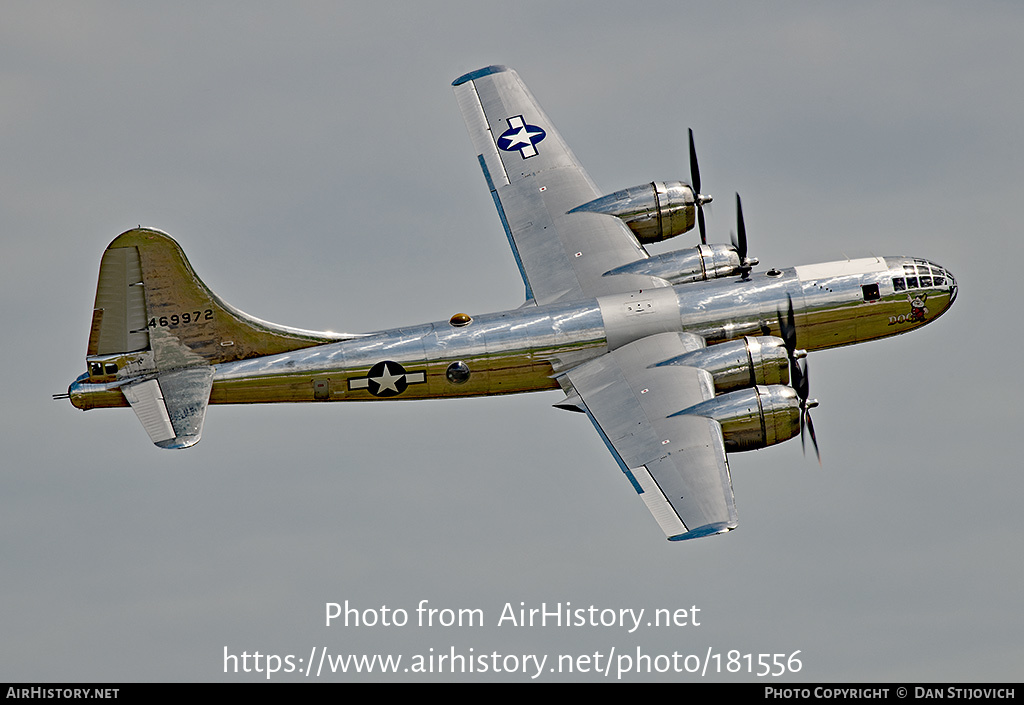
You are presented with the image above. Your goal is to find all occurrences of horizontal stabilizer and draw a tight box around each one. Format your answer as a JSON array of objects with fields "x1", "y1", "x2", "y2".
[{"x1": 122, "y1": 367, "x2": 215, "y2": 449}]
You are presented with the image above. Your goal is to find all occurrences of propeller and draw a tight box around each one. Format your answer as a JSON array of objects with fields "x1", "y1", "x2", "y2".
[
  {"x1": 730, "y1": 193, "x2": 759, "y2": 278},
  {"x1": 688, "y1": 128, "x2": 713, "y2": 244},
  {"x1": 777, "y1": 294, "x2": 820, "y2": 463},
  {"x1": 791, "y1": 357, "x2": 821, "y2": 464}
]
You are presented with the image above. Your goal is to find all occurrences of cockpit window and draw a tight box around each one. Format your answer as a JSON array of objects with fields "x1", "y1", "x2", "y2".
[{"x1": 897, "y1": 261, "x2": 948, "y2": 291}]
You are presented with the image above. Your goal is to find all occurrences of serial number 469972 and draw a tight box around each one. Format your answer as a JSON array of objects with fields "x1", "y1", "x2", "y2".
[{"x1": 148, "y1": 309, "x2": 213, "y2": 327}]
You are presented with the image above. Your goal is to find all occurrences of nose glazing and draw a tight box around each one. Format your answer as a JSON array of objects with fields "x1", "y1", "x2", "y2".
[{"x1": 929, "y1": 261, "x2": 956, "y2": 303}]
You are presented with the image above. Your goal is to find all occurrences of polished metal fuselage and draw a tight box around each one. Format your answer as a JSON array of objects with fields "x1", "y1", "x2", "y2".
[{"x1": 201, "y1": 255, "x2": 955, "y2": 406}]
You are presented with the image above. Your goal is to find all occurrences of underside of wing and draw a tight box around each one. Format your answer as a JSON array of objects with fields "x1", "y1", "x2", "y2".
[
  {"x1": 561, "y1": 332, "x2": 738, "y2": 540},
  {"x1": 453, "y1": 66, "x2": 664, "y2": 305}
]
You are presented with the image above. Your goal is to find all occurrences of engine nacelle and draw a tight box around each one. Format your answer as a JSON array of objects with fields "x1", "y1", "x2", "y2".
[
  {"x1": 569, "y1": 181, "x2": 696, "y2": 244},
  {"x1": 657, "y1": 336, "x2": 789, "y2": 394},
  {"x1": 603, "y1": 244, "x2": 742, "y2": 285},
  {"x1": 674, "y1": 384, "x2": 801, "y2": 452}
]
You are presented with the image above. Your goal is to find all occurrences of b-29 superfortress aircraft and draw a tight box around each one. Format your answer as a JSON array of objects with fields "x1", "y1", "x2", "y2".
[{"x1": 60, "y1": 66, "x2": 957, "y2": 541}]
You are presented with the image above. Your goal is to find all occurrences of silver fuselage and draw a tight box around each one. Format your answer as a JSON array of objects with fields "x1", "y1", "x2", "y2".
[{"x1": 190, "y1": 255, "x2": 954, "y2": 406}]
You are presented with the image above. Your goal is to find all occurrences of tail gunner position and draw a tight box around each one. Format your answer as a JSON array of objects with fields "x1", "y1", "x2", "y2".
[{"x1": 59, "y1": 66, "x2": 957, "y2": 541}]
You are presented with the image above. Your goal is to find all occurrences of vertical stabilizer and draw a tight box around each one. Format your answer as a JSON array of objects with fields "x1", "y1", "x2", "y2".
[{"x1": 92, "y1": 228, "x2": 342, "y2": 367}]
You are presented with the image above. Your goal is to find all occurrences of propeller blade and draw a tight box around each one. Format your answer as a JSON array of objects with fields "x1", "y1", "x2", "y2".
[
  {"x1": 777, "y1": 294, "x2": 797, "y2": 357},
  {"x1": 805, "y1": 410, "x2": 821, "y2": 465},
  {"x1": 787, "y1": 294, "x2": 796, "y2": 348},
  {"x1": 800, "y1": 408, "x2": 806, "y2": 453},
  {"x1": 732, "y1": 192, "x2": 758, "y2": 276},
  {"x1": 688, "y1": 128, "x2": 701, "y2": 196},
  {"x1": 689, "y1": 128, "x2": 708, "y2": 245},
  {"x1": 735, "y1": 193, "x2": 747, "y2": 263},
  {"x1": 794, "y1": 357, "x2": 808, "y2": 402}
]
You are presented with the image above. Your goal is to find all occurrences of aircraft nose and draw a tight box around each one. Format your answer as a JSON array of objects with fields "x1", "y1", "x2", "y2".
[{"x1": 937, "y1": 263, "x2": 957, "y2": 306}]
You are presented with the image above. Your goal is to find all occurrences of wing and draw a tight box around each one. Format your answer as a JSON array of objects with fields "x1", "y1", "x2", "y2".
[
  {"x1": 560, "y1": 332, "x2": 738, "y2": 540},
  {"x1": 453, "y1": 66, "x2": 664, "y2": 305}
]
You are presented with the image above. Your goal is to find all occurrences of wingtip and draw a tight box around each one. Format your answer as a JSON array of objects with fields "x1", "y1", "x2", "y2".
[
  {"x1": 668, "y1": 522, "x2": 736, "y2": 541},
  {"x1": 452, "y1": 65, "x2": 512, "y2": 86},
  {"x1": 154, "y1": 435, "x2": 202, "y2": 450}
]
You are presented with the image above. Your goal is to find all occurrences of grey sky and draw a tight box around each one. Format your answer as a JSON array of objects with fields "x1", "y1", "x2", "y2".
[{"x1": 2, "y1": 1, "x2": 1020, "y2": 681}]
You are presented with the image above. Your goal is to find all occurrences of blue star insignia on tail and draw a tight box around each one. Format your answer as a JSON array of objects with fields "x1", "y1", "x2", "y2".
[{"x1": 497, "y1": 115, "x2": 546, "y2": 158}]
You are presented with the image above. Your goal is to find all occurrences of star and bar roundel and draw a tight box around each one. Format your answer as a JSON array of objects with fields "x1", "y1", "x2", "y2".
[
  {"x1": 348, "y1": 361, "x2": 426, "y2": 398},
  {"x1": 497, "y1": 115, "x2": 546, "y2": 159}
]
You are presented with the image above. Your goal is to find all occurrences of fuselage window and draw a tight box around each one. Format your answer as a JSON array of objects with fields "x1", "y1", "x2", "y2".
[
  {"x1": 862, "y1": 283, "x2": 880, "y2": 301},
  {"x1": 446, "y1": 361, "x2": 471, "y2": 384}
]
